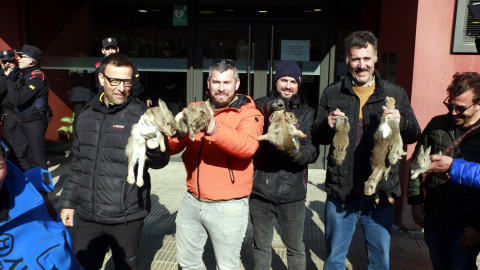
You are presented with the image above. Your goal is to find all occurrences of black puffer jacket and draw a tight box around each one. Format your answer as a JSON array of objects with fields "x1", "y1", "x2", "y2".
[
  {"x1": 408, "y1": 114, "x2": 480, "y2": 232},
  {"x1": 58, "y1": 93, "x2": 169, "y2": 225},
  {"x1": 252, "y1": 90, "x2": 317, "y2": 204},
  {"x1": 313, "y1": 71, "x2": 420, "y2": 202}
]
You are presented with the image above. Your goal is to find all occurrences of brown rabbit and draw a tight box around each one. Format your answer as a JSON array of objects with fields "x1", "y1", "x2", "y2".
[
  {"x1": 257, "y1": 107, "x2": 307, "y2": 154},
  {"x1": 126, "y1": 99, "x2": 176, "y2": 187},
  {"x1": 410, "y1": 145, "x2": 432, "y2": 179},
  {"x1": 176, "y1": 102, "x2": 210, "y2": 141},
  {"x1": 332, "y1": 109, "x2": 350, "y2": 165},
  {"x1": 364, "y1": 97, "x2": 401, "y2": 204}
]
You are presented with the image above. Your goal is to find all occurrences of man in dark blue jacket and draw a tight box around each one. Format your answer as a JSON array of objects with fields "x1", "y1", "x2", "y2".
[
  {"x1": 251, "y1": 61, "x2": 317, "y2": 270},
  {"x1": 313, "y1": 31, "x2": 420, "y2": 269},
  {"x1": 59, "y1": 54, "x2": 169, "y2": 269},
  {"x1": 6, "y1": 44, "x2": 50, "y2": 171}
]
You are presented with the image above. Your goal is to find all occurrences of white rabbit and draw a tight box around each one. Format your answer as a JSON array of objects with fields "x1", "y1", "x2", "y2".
[{"x1": 126, "y1": 99, "x2": 176, "y2": 187}]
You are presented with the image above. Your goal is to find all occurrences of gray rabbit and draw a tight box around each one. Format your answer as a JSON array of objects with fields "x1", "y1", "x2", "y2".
[
  {"x1": 332, "y1": 108, "x2": 350, "y2": 165},
  {"x1": 410, "y1": 145, "x2": 432, "y2": 179}
]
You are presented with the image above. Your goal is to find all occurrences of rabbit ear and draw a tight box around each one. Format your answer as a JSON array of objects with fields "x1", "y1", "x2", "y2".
[
  {"x1": 425, "y1": 146, "x2": 431, "y2": 155},
  {"x1": 157, "y1": 99, "x2": 168, "y2": 111}
]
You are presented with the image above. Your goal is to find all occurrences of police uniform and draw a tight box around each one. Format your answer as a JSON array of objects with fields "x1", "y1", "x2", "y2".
[
  {"x1": 95, "y1": 37, "x2": 143, "y2": 97},
  {"x1": 6, "y1": 44, "x2": 49, "y2": 171},
  {"x1": 0, "y1": 50, "x2": 20, "y2": 148}
]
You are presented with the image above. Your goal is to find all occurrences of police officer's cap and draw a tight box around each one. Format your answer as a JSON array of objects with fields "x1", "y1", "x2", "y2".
[
  {"x1": 0, "y1": 50, "x2": 15, "y2": 61},
  {"x1": 102, "y1": 37, "x2": 118, "y2": 48},
  {"x1": 15, "y1": 44, "x2": 42, "y2": 62}
]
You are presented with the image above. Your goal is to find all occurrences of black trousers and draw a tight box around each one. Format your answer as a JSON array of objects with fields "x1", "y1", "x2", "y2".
[
  {"x1": 74, "y1": 219, "x2": 144, "y2": 270},
  {"x1": 2, "y1": 112, "x2": 19, "y2": 148},
  {"x1": 12, "y1": 119, "x2": 47, "y2": 171}
]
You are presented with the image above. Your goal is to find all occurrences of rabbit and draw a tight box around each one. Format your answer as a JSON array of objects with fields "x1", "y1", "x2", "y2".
[
  {"x1": 176, "y1": 102, "x2": 210, "y2": 141},
  {"x1": 332, "y1": 108, "x2": 350, "y2": 165},
  {"x1": 364, "y1": 97, "x2": 400, "y2": 204},
  {"x1": 257, "y1": 102, "x2": 307, "y2": 154},
  {"x1": 126, "y1": 99, "x2": 176, "y2": 187},
  {"x1": 410, "y1": 145, "x2": 432, "y2": 179}
]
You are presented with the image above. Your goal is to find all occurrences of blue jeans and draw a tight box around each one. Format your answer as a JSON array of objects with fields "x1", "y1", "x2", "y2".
[
  {"x1": 249, "y1": 196, "x2": 306, "y2": 270},
  {"x1": 324, "y1": 195, "x2": 393, "y2": 270},
  {"x1": 175, "y1": 192, "x2": 249, "y2": 270},
  {"x1": 424, "y1": 215, "x2": 480, "y2": 270}
]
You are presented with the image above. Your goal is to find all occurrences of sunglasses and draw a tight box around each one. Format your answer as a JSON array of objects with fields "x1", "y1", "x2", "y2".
[
  {"x1": 102, "y1": 74, "x2": 134, "y2": 87},
  {"x1": 210, "y1": 58, "x2": 237, "y2": 67},
  {"x1": 1, "y1": 60, "x2": 14, "y2": 64},
  {"x1": 443, "y1": 96, "x2": 475, "y2": 114}
]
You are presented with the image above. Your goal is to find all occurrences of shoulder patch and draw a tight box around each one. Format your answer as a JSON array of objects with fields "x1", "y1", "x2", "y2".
[
  {"x1": 29, "y1": 70, "x2": 44, "y2": 81},
  {"x1": 95, "y1": 61, "x2": 101, "y2": 68}
]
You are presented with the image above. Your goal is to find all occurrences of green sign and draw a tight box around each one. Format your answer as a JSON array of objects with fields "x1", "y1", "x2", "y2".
[{"x1": 173, "y1": 5, "x2": 187, "y2": 26}]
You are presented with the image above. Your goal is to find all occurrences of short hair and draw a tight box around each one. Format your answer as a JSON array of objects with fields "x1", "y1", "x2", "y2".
[
  {"x1": 209, "y1": 59, "x2": 239, "y2": 81},
  {"x1": 101, "y1": 53, "x2": 134, "y2": 74},
  {"x1": 447, "y1": 72, "x2": 480, "y2": 103},
  {"x1": 343, "y1": 30, "x2": 378, "y2": 64}
]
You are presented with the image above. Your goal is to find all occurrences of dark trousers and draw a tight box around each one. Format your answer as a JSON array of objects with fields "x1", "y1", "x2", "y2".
[
  {"x1": 249, "y1": 196, "x2": 306, "y2": 270},
  {"x1": 74, "y1": 219, "x2": 144, "y2": 270},
  {"x1": 2, "y1": 112, "x2": 19, "y2": 148},
  {"x1": 424, "y1": 215, "x2": 480, "y2": 270},
  {"x1": 13, "y1": 119, "x2": 47, "y2": 171}
]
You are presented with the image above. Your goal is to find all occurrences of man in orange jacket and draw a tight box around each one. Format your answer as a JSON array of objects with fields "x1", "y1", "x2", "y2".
[{"x1": 169, "y1": 59, "x2": 264, "y2": 270}]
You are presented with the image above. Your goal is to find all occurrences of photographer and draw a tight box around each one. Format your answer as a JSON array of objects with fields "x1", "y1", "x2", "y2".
[{"x1": 0, "y1": 50, "x2": 19, "y2": 148}]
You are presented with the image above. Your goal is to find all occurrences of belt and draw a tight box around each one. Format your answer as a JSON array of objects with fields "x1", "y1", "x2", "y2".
[{"x1": 188, "y1": 190, "x2": 247, "y2": 203}]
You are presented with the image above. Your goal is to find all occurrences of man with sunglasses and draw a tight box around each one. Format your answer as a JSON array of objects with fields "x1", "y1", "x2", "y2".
[
  {"x1": 0, "y1": 50, "x2": 19, "y2": 148},
  {"x1": 59, "y1": 53, "x2": 170, "y2": 269},
  {"x1": 408, "y1": 72, "x2": 480, "y2": 269},
  {"x1": 5, "y1": 44, "x2": 50, "y2": 171},
  {"x1": 169, "y1": 58, "x2": 263, "y2": 270},
  {"x1": 250, "y1": 61, "x2": 317, "y2": 270},
  {"x1": 94, "y1": 37, "x2": 142, "y2": 98}
]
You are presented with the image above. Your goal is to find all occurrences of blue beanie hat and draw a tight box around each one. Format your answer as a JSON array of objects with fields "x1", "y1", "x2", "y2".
[{"x1": 273, "y1": 61, "x2": 302, "y2": 88}]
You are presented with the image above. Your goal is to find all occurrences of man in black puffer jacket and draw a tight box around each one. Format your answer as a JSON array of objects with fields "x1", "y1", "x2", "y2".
[
  {"x1": 59, "y1": 53, "x2": 169, "y2": 270},
  {"x1": 251, "y1": 61, "x2": 317, "y2": 270},
  {"x1": 313, "y1": 31, "x2": 420, "y2": 270}
]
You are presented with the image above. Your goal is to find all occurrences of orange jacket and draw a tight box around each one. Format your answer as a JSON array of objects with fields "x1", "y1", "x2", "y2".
[{"x1": 168, "y1": 95, "x2": 264, "y2": 201}]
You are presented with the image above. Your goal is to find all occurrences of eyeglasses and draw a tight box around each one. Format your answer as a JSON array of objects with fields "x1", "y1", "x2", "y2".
[
  {"x1": 102, "y1": 74, "x2": 134, "y2": 87},
  {"x1": 1, "y1": 60, "x2": 14, "y2": 64},
  {"x1": 443, "y1": 96, "x2": 475, "y2": 114},
  {"x1": 0, "y1": 140, "x2": 9, "y2": 161},
  {"x1": 210, "y1": 58, "x2": 237, "y2": 68}
]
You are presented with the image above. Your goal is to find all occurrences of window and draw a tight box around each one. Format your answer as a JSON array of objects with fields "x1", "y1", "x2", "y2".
[{"x1": 452, "y1": 0, "x2": 480, "y2": 53}]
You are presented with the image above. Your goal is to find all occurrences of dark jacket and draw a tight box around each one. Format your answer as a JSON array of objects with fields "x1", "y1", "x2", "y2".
[
  {"x1": 252, "y1": 90, "x2": 317, "y2": 204},
  {"x1": 313, "y1": 70, "x2": 420, "y2": 202},
  {"x1": 407, "y1": 114, "x2": 480, "y2": 232},
  {"x1": 6, "y1": 65, "x2": 49, "y2": 123},
  {"x1": 58, "y1": 93, "x2": 169, "y2": 225}
]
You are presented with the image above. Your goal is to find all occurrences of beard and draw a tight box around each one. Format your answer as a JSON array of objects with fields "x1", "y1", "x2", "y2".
[{"x1": 211, "y1": 93, "x2": 234, "y2": 109}]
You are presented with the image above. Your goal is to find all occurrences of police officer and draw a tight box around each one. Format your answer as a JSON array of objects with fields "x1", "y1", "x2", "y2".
[
  {"x1": 95, "y1": 37, "x2": 142, "y2": 97},
  {"x1": 6, "y1": 44, "x2": 49, "y2": 171},
  {"x1": 0, "y1": 50, "x2": 19, "y2": 148}
]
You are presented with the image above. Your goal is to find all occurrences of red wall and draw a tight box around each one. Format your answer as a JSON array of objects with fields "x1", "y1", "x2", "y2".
[
  {"x1": 1, "y1": 1, "x2": 91, "y2": 143},
  {"x1": 378, "y1": 0, "x2": 480, "y2": 229},
  {"x1": 375, "y1": 1, "x2": 420, "y2": 229}
]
